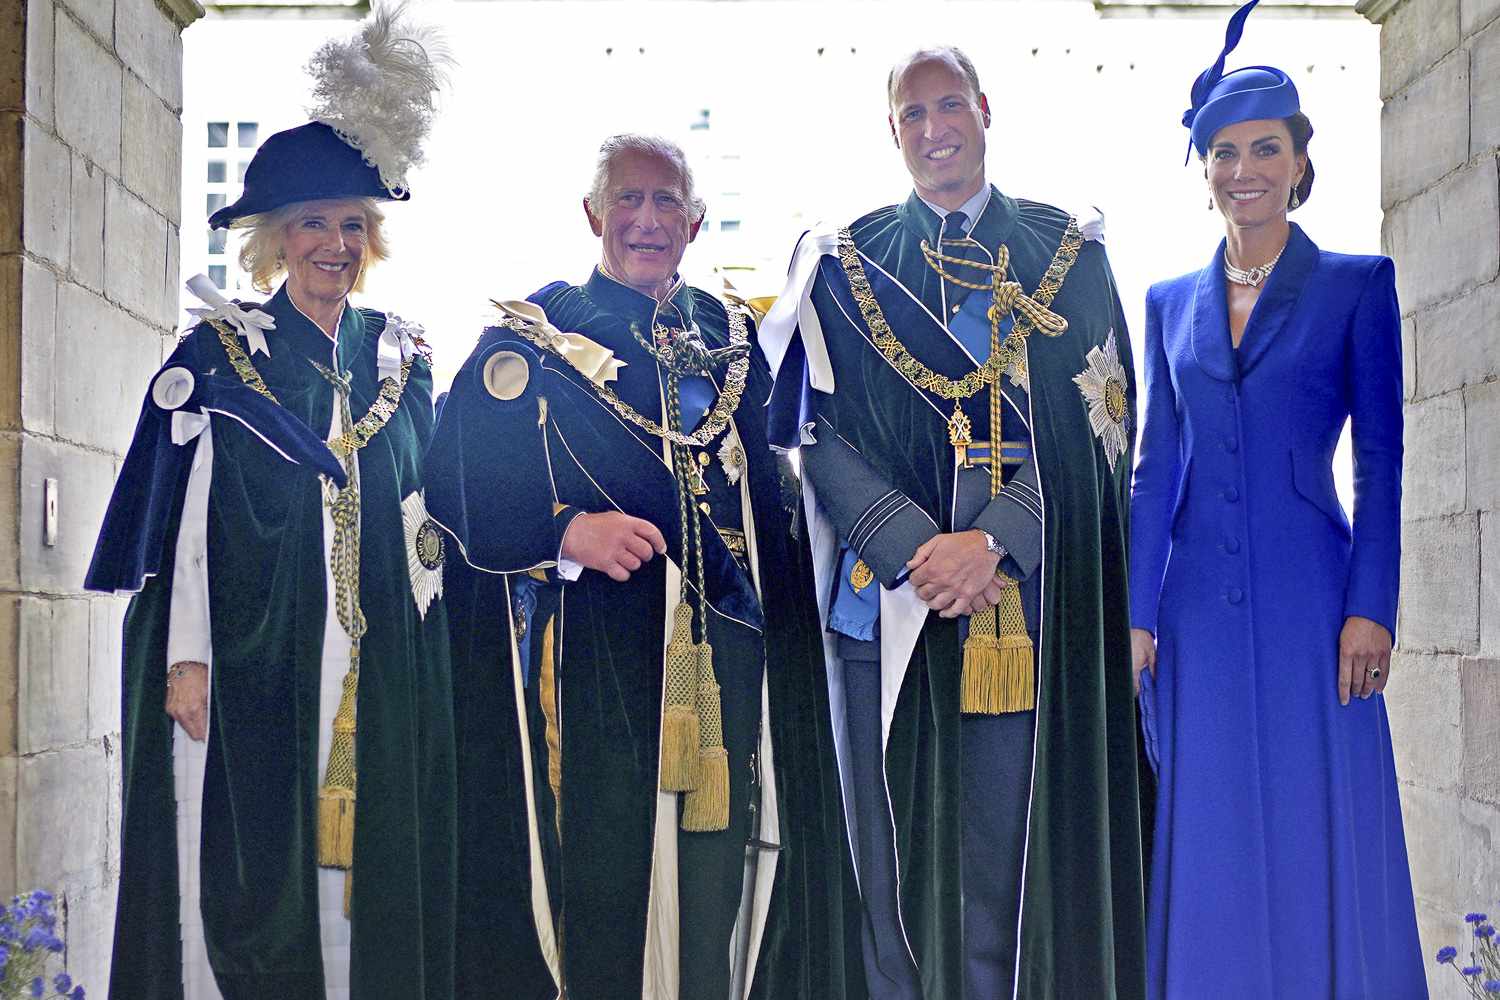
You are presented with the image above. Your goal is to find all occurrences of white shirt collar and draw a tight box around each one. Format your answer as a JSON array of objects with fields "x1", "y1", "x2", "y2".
[{"x1": 917, "y1": 182, "x2": 992, "y2": 234}]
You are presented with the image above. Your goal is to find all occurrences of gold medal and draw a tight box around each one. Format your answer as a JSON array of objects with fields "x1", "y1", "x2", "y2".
[{"x1": 850, "y1": 559, "x2": 874, "y2": 592}]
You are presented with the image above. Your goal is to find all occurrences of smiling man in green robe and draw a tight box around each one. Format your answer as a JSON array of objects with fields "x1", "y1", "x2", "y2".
[
  {"x1": 426, "y1": 133, "x2": 862, "y2": 1000},
  {"x1": 761, "y1": 46, "x2": 1147, "y2": 1000}
]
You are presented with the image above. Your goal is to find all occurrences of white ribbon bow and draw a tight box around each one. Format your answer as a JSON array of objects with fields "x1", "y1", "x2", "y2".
[
  {"x1": 493, "y1": 299, "x2": 626, "y2": 387},
  {"x1": 185, "y1": 273, "x2": 276, "y2": 357},
  {"x1": 378, "y1": 314, "x2": 422, "y2": 382}
]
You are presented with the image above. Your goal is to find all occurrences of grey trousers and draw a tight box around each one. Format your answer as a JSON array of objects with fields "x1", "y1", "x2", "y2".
[{"x1": 841, "y1": 647, "x2": 1035, "y2": 1000}]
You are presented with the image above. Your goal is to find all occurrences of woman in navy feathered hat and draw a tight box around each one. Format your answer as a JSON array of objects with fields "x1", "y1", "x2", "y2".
[
  {"x1": 87, "y1": 7, "x2": 461, "y2": 998},
  {"x1": 1128, "y1": 2, "x2": 1425, "y2": 996}
]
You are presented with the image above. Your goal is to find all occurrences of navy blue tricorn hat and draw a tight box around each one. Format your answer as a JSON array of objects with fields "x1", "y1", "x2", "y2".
[
  {"x1": 1181, "y1": 0, "x2": 1300, "y2": 162},
  {"x1": 208, "y1": 121, "x2": 409, "y2": 230}
]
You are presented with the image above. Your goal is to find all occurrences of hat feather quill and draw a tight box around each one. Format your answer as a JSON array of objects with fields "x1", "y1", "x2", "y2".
[{"x1": 306, "y1": 2, "x2": 453, "y2": 198}]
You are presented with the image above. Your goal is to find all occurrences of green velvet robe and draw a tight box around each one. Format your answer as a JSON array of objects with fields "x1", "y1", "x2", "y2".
[
  {"x1": 96, "y1": 287, "x2": 456, "y2": 999},
  {"x1": 798, "y1": 191, "x2": 1148, "y2": 998},
  {"x1": 427, "y1": 271, "x2": 866, "y2": 1000}
]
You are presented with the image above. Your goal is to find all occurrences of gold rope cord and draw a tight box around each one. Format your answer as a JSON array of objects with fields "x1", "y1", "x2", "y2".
[
  {"x1": 210, "y1": 316, "x2": 414, "y2": 912},
  {"x1": 649, "y1": 329, "x2": 731, "y2": 832},
  {"x1": 833, "y1": 220, "x2": 1081, "y2": 405}
]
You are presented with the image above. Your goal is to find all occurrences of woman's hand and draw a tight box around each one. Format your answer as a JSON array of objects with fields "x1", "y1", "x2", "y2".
[
  {"x1": 165, "y1": 661, "x2": 210, "y2": 741},
  {"x1": 1339, "y1": 615, "x2": 1392, "y2": 705},
  {"x1": 1131, "y1": 628, "x2": 1157, "y2": 696}
]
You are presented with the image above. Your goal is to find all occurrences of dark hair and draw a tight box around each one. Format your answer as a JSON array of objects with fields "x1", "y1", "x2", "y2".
[{"x1": 1285, "y1": 111, "x2": 1315, "y2": 209}]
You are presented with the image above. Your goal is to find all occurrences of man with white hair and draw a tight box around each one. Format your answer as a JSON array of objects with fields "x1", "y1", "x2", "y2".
[
  {"x1": 762, "y1": 46, "x2": 1148, "y2": 998},
  {"x1": 426, "y1": 134, "x2": 862, "y2": 999}
]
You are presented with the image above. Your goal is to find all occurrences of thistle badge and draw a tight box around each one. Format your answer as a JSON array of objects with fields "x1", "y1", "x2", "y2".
[
  {"x1": 1073, "y1": 329, "x2": 1130, "y2": 472},
  {"x1": 718, "y1": 435, "x2": 746, "y2": 486},
  {"x1": 402, "y1": 490, "x2": 445, "y2": 618}
]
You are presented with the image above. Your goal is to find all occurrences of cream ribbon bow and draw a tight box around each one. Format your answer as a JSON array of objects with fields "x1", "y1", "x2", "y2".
[
  {"x1": 185, "y1": 274, "x2": 277, "y2": 357},
  {"x1": 491, "y1": 299, "x2": 626, "y2": 387},
  {"x1": 378, "y1": 314, "x2": 423, "y2": 382}
]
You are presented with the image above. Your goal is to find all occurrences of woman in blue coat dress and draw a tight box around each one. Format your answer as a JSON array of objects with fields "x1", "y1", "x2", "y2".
[{"x1": 1129, "y1": 4, "x2": 1425, "y2": 997}]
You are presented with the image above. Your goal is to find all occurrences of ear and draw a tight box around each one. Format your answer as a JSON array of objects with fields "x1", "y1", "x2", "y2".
[
  {"x1": 1293, "y1": 152, "x2": 1308, "y2": 189},
  {"x1": 688, "y1": 215, "x2": 704, "y2": 242},
  {"x1": 583, "y1": 198, "x2": 604, "y2": 237},
  {"x1": 978, "y1": 93, "x2": 991, "y2": 128},
  {"x1": 888, "y1": 113, "x2": 900, "y2": 148}
]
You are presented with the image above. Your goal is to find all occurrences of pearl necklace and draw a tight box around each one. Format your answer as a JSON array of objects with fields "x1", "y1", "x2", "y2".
[{"x1": 1224, "y1": 246, "x2": 1285, "y2": 287}]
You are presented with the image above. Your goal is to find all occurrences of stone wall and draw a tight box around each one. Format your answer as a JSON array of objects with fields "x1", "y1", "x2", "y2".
[
  {"x1": 1360, "y1": 0, "x2": 1500, "y2": 993},
  {"x1": 0, "y1": 0, "x2": 199, "y2": 988}
]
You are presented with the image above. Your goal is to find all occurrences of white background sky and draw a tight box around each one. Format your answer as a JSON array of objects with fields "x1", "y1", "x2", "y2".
[{"x1": 182, "y1": 0, "x2": 1381, "y2": 498}]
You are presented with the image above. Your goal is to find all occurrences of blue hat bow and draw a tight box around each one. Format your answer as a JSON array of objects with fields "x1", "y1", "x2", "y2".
[{"x1": 1181, "y1": 0, "x2": 1300, "y2": 163}]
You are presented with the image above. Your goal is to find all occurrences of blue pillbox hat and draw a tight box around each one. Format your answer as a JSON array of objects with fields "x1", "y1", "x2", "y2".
[{"x1": 1181, "y1": 1, "x2": 1301, "y2": 161}]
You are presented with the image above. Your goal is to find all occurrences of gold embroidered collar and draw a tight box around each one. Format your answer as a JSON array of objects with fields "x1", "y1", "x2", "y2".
[{"x1": 207, "y1": 315, "x2": 412, "y2": 460}]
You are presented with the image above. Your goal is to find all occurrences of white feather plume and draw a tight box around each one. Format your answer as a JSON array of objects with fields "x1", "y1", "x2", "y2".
[{"x1": 305, "y1": 2, "x2": 452, "y2": 197}]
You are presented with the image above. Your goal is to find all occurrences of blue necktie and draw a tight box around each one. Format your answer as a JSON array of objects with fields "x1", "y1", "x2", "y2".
[{"x1": 943, "y1": 210, "x2": 969, "y2": 241}]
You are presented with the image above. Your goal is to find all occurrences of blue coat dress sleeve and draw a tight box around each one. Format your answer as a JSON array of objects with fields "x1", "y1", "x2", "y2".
[
  {"x1": 1341, "y1": 258, "x2": 1403, "y2": 638},
  {"x1": 1128, "y1": 286, "x2": 1184, "y2": 636}
]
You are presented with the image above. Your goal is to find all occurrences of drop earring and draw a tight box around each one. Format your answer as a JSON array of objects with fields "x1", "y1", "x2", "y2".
[{"x1": 1289, "y1": 191, "x2": 1301, "y2": 209}]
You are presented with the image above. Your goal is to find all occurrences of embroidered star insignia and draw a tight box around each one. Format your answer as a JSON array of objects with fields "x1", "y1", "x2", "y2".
[
  {"x1": 1072, "y1": 329, "x2": 1130, "y2": 472},
  {"x1": 402, "y1": 490, "x2": 445, "y2": 618}
]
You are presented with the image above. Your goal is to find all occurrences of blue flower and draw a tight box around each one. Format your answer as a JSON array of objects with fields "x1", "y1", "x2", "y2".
[
  {"x1": 1478, "y1": 925, "x2": 1498, "y2": 940},
  {"x1": 1484, "y1": 981, "x2": 1500, "y2": 995},
  {"x1": 69, "y1": 988, "x2": 84, "y2": 1000},
  {"x1": 1437, "y1": 946, "x2": 1459, "y2": 964},
  {"x1": 53, "y1": 972, "x2": 71, "y2": 993},
  {"x1": 1464, "y1": 966, "x2": 1485, "y2": 976},
  {"x1": 1468, "y1": 912, "x2": 1490, "y2": 923},
  {"x1": 29, "y1": 976, "x2": 43, "y2": 998}
]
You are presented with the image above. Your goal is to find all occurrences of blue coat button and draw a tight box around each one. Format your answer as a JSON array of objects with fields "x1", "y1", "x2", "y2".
[
  {"x1": 1224, "y1": 486, "x2": 1240, "y2": 502},
  {"x1": 1225, "y1": 538, "x2": 1241, "y2": 554},
  {"x1": 1227, "y1": 587, "x2": 1244, "y2": 604},
  {"x1": 1224, "y1": 436, "x2": 1239, "y2": 454}
]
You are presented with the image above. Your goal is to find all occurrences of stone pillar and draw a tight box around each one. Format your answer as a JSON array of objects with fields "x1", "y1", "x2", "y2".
[
  {"x1": 1358, "y1": 0, "x2": 1500, "y2": 994},
  {"x1": 0, "y1": 0, "x2": 200, "y2": 988}
]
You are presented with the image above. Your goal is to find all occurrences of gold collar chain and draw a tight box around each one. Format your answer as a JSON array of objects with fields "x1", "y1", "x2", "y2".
[
  {"x1": 835, "y1": 219, "x2": 1082, "y2": 404},
  {"x1": 501, "y1": 307, "x2": 753, "y2": 449},
  {"x1": 207, "y1": 315, "x2": 413, "y2": 460}
]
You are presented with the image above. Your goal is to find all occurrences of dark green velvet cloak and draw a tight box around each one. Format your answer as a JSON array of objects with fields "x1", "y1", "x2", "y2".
[
  {"x1": 98, "y1": 287, "x2": 456, "y2": 999},
  {"x1": 427, "y1": 272, "x2": 865, "y2": 1000},
  {"x1": 809, "y1": 191, "x2": 1147, "y2": 998}
]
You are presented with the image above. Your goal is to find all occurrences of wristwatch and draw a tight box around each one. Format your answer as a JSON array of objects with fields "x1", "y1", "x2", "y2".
[{"x1": 978, "y1": 529, "x2": 1008, "y2": 561}]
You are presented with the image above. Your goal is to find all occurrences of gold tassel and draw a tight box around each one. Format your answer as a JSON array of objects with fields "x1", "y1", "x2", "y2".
[
  {"x1": 659, "y1": 603, "x2": 701, "y2": 792},
  {"x1": 681, "y1": 643, "x2": 729, "y2": 832},
  {"x1": 961, "y1": 583, "x2": 1035, "y2": 715},
  {"x1": 342, "y1": 870, "x2": 352, "y2": 918},
  {"x1": 317, "y1": 787, "x2": 356, "y2": 867},
  {"x1": 317, "y1": 666, "x2": 359, "y2": 866}
]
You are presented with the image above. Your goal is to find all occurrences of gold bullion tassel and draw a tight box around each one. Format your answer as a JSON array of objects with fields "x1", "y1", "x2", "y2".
[
  {"x1": 681, "y1": 641, "x2": 729, "y2": 832},
  {"x1": 318, "y1": 657, "x2": 360, "y2": 915},
  {"x1": 961, "y1": 580, "x2": 1035, "y2": 714},
  {"x1": 660, "y1": 602, "x2": 702, "y2": 792}
]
